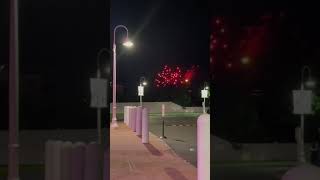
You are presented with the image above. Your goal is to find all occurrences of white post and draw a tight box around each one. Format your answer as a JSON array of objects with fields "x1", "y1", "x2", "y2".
[
  {"x1": 124, "y1": 106, "x2": 129, "y2": 125},
  {"x1": 299, "y1": 75, "x2": 306, "y2": 163},
  {"x1": 162, "y1": 104, "x2": 165, "y2": 117},
  {"x1": 45, "y1": 140, "x2": 55, "y2": 180},
  {"x1": 136, "y1": 106, "x2": 142, "y2": 136},
  {"x1": 84, "y1": 142, "x2": 102, "y2": 180},
  {"x1": 61, "y1": 141, "x2": 73, "y2": 180},
  {"x1": 142, "y1": 107, "x2": 149, "y2": 144},
  {"x1": 140, "y1": 96, "x2": 142, "y2": 107},
  {"x1": 197, "y1": 114, "x2": 210, "y2": 180},
  {"x1": 111, "y1": 42, "x2": 118, "y2": 128},
  {"x1": 71, "y1": 142, "x2": 86, "y2": 180},
  {"x1": 300, "y1": 114, "x2": 306, "y2": 163},
  {"x1": 128, "y1": 107, "x2": 135, "y2": 130},
  {"x1": 52, "y1": 141, "x2": 62, "y2": 180},
  {"x1": 131, "y1": 107, "x2": 137, "y2": 132},
  {"x1": 203, "y1": 98, "x2": 206, "y2": 114},
  {"x1": 111, "y1": 25, "x2": 130, "y2": 129}
]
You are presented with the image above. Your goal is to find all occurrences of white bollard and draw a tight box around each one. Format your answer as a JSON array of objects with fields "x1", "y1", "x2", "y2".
[
  {"x1": 142, "y1": 107, "x2": 149, "y2": 144},
  {"x1": 136, "y1": 106, "x2": 142, "y2": 135},
  {"x1": 197, "y1": 114, "x2": 210, "y2": 180},
  {"x1": 124, "y1": 106, "x2": 130, "y2": 125},
  {"x1": 162, "y1": 104, "x2": 165, "y2": 117},
  {"x1": 129, "y1": 107, "x2": 137, "y2": 131},
  {"x1": 45, "y1": 140, "x2": 55, "y2": 180},
  {"x1": 128, "y1": 107, "x2": 134, "y2": 129},
  {"x1": 71, "y1": 142, "x2": 86, "y2": 180},
  {"x1": 52, "y1": 141, "x2": 63, "y2": 180},
  {"x1": 84, "y1": 142, "x2": 103, "y2": 180},
  {"x1": 61, "y1": 141, "x2": 73, "y2": 180}
]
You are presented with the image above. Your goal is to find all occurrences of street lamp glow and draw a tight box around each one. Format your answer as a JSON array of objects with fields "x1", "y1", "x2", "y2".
[
  {"x1": 241, "y1": 56, "x2": 250, "y2": 65},
  {"x1": 142, "y1": 81, "x2": 147, "y2": 86},
  {"x1": 305, "y1": 79, "x2": 316, "y2": 88},
  {"x1": 123, "y1": 40, "x2": 133, "y2": 48}
]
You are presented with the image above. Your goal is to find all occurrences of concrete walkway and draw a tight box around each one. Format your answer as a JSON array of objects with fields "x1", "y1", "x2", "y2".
[{"x1": 110, "y1": 122, "x2": 197, "y2": 180}]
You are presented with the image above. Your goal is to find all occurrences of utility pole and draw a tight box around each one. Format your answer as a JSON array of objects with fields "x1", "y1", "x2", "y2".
[{"x1": 8, "y1": 0, "x2": 20, "y2": 179}]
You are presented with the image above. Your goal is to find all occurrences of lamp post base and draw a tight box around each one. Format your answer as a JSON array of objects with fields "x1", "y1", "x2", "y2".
[{"x1": 111, "y1": 120, "x2": 119, "y2": 129}]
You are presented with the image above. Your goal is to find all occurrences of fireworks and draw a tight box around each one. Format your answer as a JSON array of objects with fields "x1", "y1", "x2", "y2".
[
  {"x1": 155, "y1": 65, "x2": 182, "y2": 87},
  {"x1": 154, "y1": 65, "x2": 198, "y2": 87}
]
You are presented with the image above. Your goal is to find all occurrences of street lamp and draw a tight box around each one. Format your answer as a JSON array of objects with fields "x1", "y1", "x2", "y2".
[
  {"x1": 111, "y1": 25, "x2": 133, "y2": 129},
  {"x1": 95, "y1": 48, "x2": 110, "y2": 144},
  {"x1": 138, "y1": 77, "x2": 147, "y2": 106},
  {"x1": 298, "y1": 66, "x2": 315, "y2": 163}
]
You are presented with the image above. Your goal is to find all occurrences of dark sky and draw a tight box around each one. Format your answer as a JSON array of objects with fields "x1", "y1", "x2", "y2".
[
  {"x1": 1, "y1": 0, "x2": 109, "y2": 129},
  {"x1": 111, "y1": 0, "x2": 209, "y2": 99},
  {"x1": 209, "y1": 1, "x2": 320, "y2": 142}
]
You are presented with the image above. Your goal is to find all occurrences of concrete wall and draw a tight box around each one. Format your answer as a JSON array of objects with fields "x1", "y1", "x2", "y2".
[
  {"x1": 110, "y1": 102, "x2": 209, "y2": 114},
  {"x1": 110, "y1": 102, "x2": 184, "y2": 113}
]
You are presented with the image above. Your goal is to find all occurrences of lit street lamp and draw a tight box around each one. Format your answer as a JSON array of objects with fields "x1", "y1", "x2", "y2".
[
  {"x1": 297, "y1": 66, "x2": 315, "y2": 163},
  {"x1": 111, "y1": 25, "x2": 133, "y2": 129},
  {"x1": 138, "y1": 77, "x2": 147, "y2": 106}
]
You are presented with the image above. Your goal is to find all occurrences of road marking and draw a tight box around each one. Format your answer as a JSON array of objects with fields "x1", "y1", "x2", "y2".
[{"x1": 127, "y1": 159, "x2": 135, "y2": 172}]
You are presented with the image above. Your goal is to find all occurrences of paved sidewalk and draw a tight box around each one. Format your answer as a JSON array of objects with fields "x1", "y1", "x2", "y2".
[{"x1": 110, "y1": 122, "x2": 197, "y2": 180}]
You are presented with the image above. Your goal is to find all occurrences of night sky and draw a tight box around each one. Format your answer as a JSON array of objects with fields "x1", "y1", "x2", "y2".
[
  {"x1": 210, "y1": 1, "x2": 320, "y2": 142},
  {"x1": 111, "y1": 0, "x2": 209, "y2": 102},
  {"x1": 1, "y1": 0, "x2": 109, "y2": 129}
]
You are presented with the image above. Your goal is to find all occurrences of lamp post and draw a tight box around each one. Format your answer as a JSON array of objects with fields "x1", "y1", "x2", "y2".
[
  {"x1": 138, "y1": 77, "x2": 147, "y2": 106},
  {"x1": 0, "y1": 65, "x2": 5, "y2": 72},
  {"x1": 8, "y1": 0, "x2": 19, "y2": 179},
  {"x1": 95, "y1": 48, "x2": 109, "y2": 144},
  {"x1": 201, "y1": 82, "x2": 209, "y2": 114},
  {"x1": 111, "y1": 25, "x2": 133, "y2": 129},
  {"x1": 298, "y1": 66, "x2": 315, "y2": 163}
]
